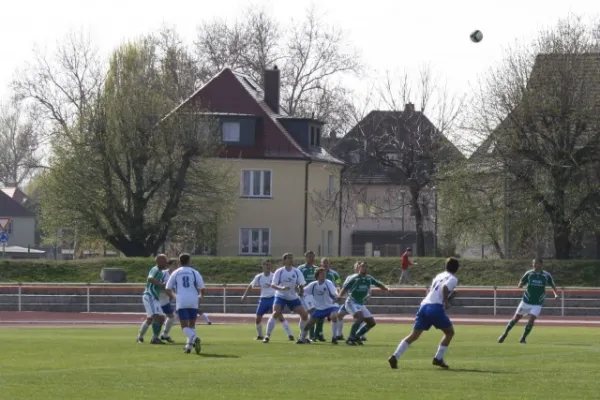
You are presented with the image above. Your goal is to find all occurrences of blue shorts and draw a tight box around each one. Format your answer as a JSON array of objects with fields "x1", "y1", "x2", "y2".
[
  {"x1": 177, "y1": 308, "x2": 198, "y2": 322},
  {"x1": 414, "y1": 304, "x2": 452, "y2": 331},
  {"x1": 161, "y1": 303, "x2": 174, "y2": 315},
  {"x1": 256, "y1": 297, "x2": 275, "y2": 316},
  {"x1": 312, "y1": 307, "x2": 338, "y2": 319},
  {"x1": 274, "y1": 297, "x2": 303, "y2": 311}
]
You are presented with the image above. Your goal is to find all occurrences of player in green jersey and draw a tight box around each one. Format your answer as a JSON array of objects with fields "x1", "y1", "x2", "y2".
[
  {"x1": 498, "y1": 258, "x2": 559, "y2": 344},
  {"x1": 313, "y1": 257, "x2": 342, "y2": 341},
  {"x1": 337, "y1": 261, "x2": 389, "y2": 345},
  {"x1": 138, "y1": 254, "x2": 170, "y2": 344},
  {"x1": 298, "y1": 251, "x2": 318, "y2": 340}
]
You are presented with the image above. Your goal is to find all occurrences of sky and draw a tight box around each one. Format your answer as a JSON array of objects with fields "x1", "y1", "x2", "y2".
[{"x1": 0, "y1": 0, "x2": 597, "y2": 140}]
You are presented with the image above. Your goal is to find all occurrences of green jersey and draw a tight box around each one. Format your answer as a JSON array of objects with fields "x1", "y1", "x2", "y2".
[
  {"x1": 342, "y1": 273, "x2": 385, "y2": 305},
  {"x1": 143, "y1": 266, "x2": 164, "y2": 300},
  {"x1": 298, "y1": 264, "x2": 317, "y2": 284},
  {"x1": 326, "y1": 269, "x2": 341, "y2": 286},
  {"x1": 520, "y1": 269, "x2": 556, "y2": 306}
]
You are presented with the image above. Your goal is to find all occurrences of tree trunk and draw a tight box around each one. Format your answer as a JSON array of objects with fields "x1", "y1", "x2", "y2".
[
  {"x1": 409, "y1": 184, "x2": 426, "y2": 257},
  {"x1": 552, "y1": 219, "x2": 571, "y2": 259},
  {"x1": 492, "y1": 240, "x2": 505, "y2": 259},
  {"x1": 595, "y1": 231, "x2": 600, "y2": 260},
  {"x1": 114, "y1": 239, "x2": 154, "y2": 257}
]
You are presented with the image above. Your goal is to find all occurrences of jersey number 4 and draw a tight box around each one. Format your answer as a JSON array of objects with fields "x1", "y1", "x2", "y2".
[{"x1": 182, "y1": 276, "x2": 190, "y2": 288}]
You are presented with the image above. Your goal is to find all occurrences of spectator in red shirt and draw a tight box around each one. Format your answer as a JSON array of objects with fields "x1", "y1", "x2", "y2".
[{"x1": 400, "y1": 248, "x2": 416, "y2": 284}]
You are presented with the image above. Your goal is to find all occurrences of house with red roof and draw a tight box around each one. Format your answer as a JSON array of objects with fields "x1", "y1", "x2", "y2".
[{"x1": 180, "y1": 66, "x2": 344, "y2": 257}]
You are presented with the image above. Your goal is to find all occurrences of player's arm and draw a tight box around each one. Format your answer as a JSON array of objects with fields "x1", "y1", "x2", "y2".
[
  {"x1": 548, "y1": 274, "x2": 560, "y2": 299},
  {"x1": 196, "y1": 271, "x2": 205, "y2": 299},
  {"x1": 518, "y1": 272, "x2": 529, "y2": 289},
  {"x1": 337, "y1": 276, "x2": 355, "y2": 301},
  {"x1": 371, "y1": 277, "x2": 389, "y2": 291},
  {"x1": 241, "y1": 281, "x2": 256, "y2": 302},
  {"x1": 147, "y1": 268, "x2": 165, "y2": 287},
  {"x1": 442, "y1": 277, "x2": 459, "y2": 309},
  {"x1": 270, "y1": 270, "x2": 287, "y2": 291},
  {"x1": 165, "y1": 271, "x2": 176, "y2": 298}
]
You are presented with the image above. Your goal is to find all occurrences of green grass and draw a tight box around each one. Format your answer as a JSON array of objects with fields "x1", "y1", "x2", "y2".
[
  {"x1": 1, "y1": 256, "x2": 600, "y2": 286},
  {"x1": 0, "y1": 324, "x2": 598, "y2": 399}
]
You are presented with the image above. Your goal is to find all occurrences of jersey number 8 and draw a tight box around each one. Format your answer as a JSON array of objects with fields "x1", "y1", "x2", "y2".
[{"x1": 182, "y1": 276, "x2": 190, "y2": 288}]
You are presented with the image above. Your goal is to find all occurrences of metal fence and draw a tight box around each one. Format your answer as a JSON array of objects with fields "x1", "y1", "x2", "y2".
[{"x1": 1, "y1": 283, "x2": 600, "y2": 316}]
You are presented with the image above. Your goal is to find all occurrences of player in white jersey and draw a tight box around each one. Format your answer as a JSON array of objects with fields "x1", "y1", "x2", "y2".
[
  {"x1": 388, "y1": 257, "x2": 460, "y2": 370},
  {"x1": 264, "y1": 253, "x2": 310, "y2": 344},
  {"x1": 299, "y1": 267, "x2": 341, "y2": 344},
  {"x1": 159, "y1": 258, "x2": 178, "y2": 343},
  {"x1": 241, "y1": 259, "x2": 295, "y2": 341},
  {"x1": 165, "y1": 253, "x2": 205, "y2": 354}
]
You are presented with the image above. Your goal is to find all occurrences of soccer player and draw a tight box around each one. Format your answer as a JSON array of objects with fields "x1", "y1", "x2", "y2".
[
  {"x1": 498, "y1": 258, "x2": 559, "y2": 344},
  {"x1": 337, "y1": 262, "x2": 370, "y2": 341},
  {"x1": 137, "y1": 254, "x2": 169, "y2": 344},
  {"x1": 387, "y1": 257, "x2": 460, "y2": 370},
  {"x1": 165, "y1": 253, "x2": 205, "y2": 354},
  {"x1": 197, "y1": 310, "x2": 212, "y2": 325},
  {"x1": 313, "y1": 257, "x2": 341, "y2": 341},
  {"x1": 337, "y1": 261, "x2": 389, "y2": 345},
  {"x1": 298, "y1": 251, "x2": 318, "y2": 340},
  {"x1": 241, "y1": 259, "x2": 295, "y2": 341},
  {"x1": 159, "y1": 258, "x2": 178, "y2": 343},
  {"x1": 300, "y1": 267, "x2": 341, "y2": 344},
  {"x1": 264, "y1": 253, "x2": 310, "y2": 344}
]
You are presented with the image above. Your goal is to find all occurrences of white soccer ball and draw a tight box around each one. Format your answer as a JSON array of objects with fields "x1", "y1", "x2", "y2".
[{"x1": 470, "y1": 30, "x2": 483, "y2": 43}]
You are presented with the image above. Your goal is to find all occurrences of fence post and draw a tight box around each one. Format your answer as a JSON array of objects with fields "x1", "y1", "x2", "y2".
[
  {"x1": 86, "y1": 283, "x2": 91, "y2": 313},
  {"x1": 493, "y1": 286, "x2": 497, "y2": 316},
  {"x1": 18, "y1": 282, "x2": 22, "y2": 312},
  {"x1": 223, "y1": 284, "x2": 227, "y2": 314},
  {"x1": 561, "y1": 287, "x2": 565, "y2": 317}
]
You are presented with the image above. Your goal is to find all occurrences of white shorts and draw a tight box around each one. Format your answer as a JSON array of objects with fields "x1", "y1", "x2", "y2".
[
  {"x1": 143, "y1": 294, "x2": 164, "y2": 317},
  {"x1": 344, "y1": 299, "x2": 372, "y2": 318},
  {"x1": 302, "y1": 295, "x2": 316, "y2": 311},
  {"x1": 516, "y1": 301, "x2": 542, "y2": 317}
]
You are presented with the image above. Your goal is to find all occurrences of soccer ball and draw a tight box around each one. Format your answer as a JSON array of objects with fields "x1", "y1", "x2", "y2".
[{"x1": 470, "y1": 30, "x2": 483, "y2": 43}]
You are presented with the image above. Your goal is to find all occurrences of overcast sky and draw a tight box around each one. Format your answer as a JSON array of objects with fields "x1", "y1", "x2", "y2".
[{"x1": 0, "y1": 0, "x2": 596, "y2": 128}]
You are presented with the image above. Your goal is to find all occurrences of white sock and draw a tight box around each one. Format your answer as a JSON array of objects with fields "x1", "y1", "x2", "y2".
[
  {"x1": 331, "y1": 321, "x2": 338, "y2": 337},
  {"x1": 201, "y1": 314, "x2": 211, "y2": 324},
  {"x1": 138, "y1": 320, "x2": 150, "y2": 337},
  {"x1": 339, "y1": 319, "x2": 344, "y2": 336},
  {"x1": 281, "y1": 320, "x2": 292, "y2": 336},
  {"x1": 162, "y1": 318, "x2": 174, "y2": 336},
  {"x1": 435, "y1": 345, "x2": 448, "y2": 360},
  {"x1": 298, "y1": 319, "x2": 306, "y2": 337},
  {"x1": 182, "y1": 327, "x2": 195, "y2": 343},
  {"x1": 266, "y1": 317, "x2": 277, "y2": 336},
  {"x1": 393, "y1": 340, "x2": 410, "y2": 359},
  {"x1": 256, "y1": 323, "x2": 263, "y2": 337}
]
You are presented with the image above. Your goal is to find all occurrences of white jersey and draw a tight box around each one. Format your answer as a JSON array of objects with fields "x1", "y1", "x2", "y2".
[
  {"x1": 421, "y1": 271, "x2": 458, "y2": 306},
  {"x1": 304, "y1": 280, "x2": 337, "y2": 310},
  {"x1": 159, "y1": 270, "x2": 172, "y2": 306},
  {"x1": 250, "y1": 273, "x2": 275, "y2": 298},
  {"x1": 272, "y1": 266, "x2": 305, "y2": 300},
  {"x1": 165, "y1": 266, "x2": 205, "y2": 310}
]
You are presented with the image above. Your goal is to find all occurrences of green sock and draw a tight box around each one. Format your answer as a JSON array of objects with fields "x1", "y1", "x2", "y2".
[
  {"x1": 309, "y1": 325, "x2": 316, "y2": 338},
  {"x1": 349, "y1": 321, "x2": 362, "y2": 339},
  {"x1": 151, "y1": 322, "x2": 161, "y2": 337},
  {"x1": 315, "y1": 319, "x2": 325, "y2": 336},
  {"x1": 502, "y1": 319, "x2": 517, "y2": 336},
  {"x1": 522, "y1": 323, "x2": 534, "y2": 340},
  {"x1": 356, "y1": 324, "x2": 373, "y2": 338}
]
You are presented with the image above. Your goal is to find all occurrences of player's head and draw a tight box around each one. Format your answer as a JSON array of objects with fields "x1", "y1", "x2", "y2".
[
  {"x1": 353, "y1": 261, "x2": 361, "y2": 272},
  {"x1": 357, "y1": 261, "x2": 368, "y2": 275},
  {"x1": 445, "y1": 257, "x2": 460, "y2": 274},
  {"x1": 282, "y1": 252, "x2": 294, "y2": 266},
  {"x1": 320, "y1": 257, "x2": 329, "y2": 269},
  {"x1": 305, "y1": 250, "x2": 315, "y2": 265},
  {"x1": 533, "y1": 257, "x2": 543, "y2": 270},
  {"x1": 155, "y1": 254, "x2": 168, "y2": 269},
  {"x1": 167, "y1": 258, "x2": 178, "y2": 271},
  {"x1": 315, "y1": 267, "x2": 327, "y2": 282},
  {"x1": 179, "y1": 253, "x2": 191, "y2": 266},
  {"x1": 262, "y1": 259, "x2": 272, "y2": 273},
  {"x1": 405, "y1": 247, "x2": 412, "y2": 255}
]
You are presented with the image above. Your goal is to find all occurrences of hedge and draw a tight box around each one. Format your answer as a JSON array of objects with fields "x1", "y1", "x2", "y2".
[{"x1": 1, "y1": 257, "x2": 599, "y2": 286}]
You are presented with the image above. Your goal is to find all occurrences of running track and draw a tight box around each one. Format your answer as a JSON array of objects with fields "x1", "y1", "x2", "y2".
[{"x1": 1, "y1": 311, "x2": 599, "y2": 327}]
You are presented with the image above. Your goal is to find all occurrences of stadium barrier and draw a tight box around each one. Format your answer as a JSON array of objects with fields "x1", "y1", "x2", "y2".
[{"x1": 1, "y1": 283, "x2": 600, "y2": 316}]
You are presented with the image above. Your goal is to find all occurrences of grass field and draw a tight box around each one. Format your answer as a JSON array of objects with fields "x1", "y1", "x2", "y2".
[{"x1": 1, "y1": 324, "x2": 599, "y2": 400}]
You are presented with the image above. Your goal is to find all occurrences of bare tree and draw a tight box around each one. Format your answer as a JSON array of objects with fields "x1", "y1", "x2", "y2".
[
  {"x1": 466, "y1": 15, "x2": 600, "y2": 259},
  {"x1": 0, "y1": 98, "x2": 42, "y2": 186}
]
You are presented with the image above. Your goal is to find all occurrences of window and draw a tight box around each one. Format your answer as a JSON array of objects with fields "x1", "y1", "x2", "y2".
[
  {"x1": 328, "y1": 175, "x2": 335, "y2": 199},
  {"x1": 5, "y1": 221, "x2": 13, "y2": 234},
  {"x1": 350, "y1": 151, "x2": 360, "y2": 164},
  {"x1": 241, "y1": 170, "x2": 272, "y2": 197},
  {"x1": 310, "y1": 126, "x2": 319, "y2": 147},
  {"x1": 240, "y1": 228, "x2": 270, "y2": 255},
  {"x1": 327, "y1": 230, "x2": 334, "y2": 256},
  {"x1": 357, "y1": 202, "x2": 366, "y2": 217},
  {"x1": 222, "y1": 122, "x2": 241, "y2": 142}
]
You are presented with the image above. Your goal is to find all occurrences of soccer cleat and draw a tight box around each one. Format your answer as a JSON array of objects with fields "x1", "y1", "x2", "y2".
[
  {"x1": 316, "y1": 334, "x2": 326, "y2": 342},
  {"x1": 263, "y1": 336, "x2": 270, "y2": 343},
  {"x1": 356, "y1": 339, "x2": 364, "y2": 346},
  {"x1": 207, "y1": 322, "x2": 212, "y2": 325},
  {"x1": 432, "y1": 358, "x2": 449, "y2": 369},
  {"x1": 337, "y1": 335, "x2": 345, "y2": 341},
  {"x1": 520, "y1": 338, "x2": 527, "y2": 344},
  {"x1": 345, "y1": 339, "x2": 358, "y2": 346},
  {"x1": 296, "y1": 339, "x2": 305, "y2": 344},
  {"x1": 388, "y1": 356, "x2": 398, "y2": 369},
  {"x1": 360, "y1": 336, "x2": 367, "y2": 342},
  {"x1": 331, "y1": 338, "x2": 338, "y2": 345},
  {"x1": 150, "y1": 337, "x2": 165, "y2": 344},
  {"x1": 137, "y1": 336, "x2": 144, "y2": 343},
  {"x1": 255, "y1": 336, "x2": 264, "y2": 340},
  {"x1": 288, "y1": 335, "x2": 295, "y2": 341},
  {"x1": 184, "y1": 347, "x2": 191, "y2": 354},
  {"x1": 160, "y1": 336, "x2": 174, "y2": 343},
  {"x1": 498, "y1": 334, "x2": 507, "y2": 343},
  {"x1": 193, "y1": 337, "x2": 202, "y2": 354}
]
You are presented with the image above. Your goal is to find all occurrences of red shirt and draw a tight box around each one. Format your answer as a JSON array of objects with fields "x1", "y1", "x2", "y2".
[{"x1": 401, "y1": 252, "x2": 411, "y2": 270}]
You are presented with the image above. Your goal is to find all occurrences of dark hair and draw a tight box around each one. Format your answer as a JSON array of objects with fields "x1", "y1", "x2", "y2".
[
  {"x1": 179, "y1": 253, "x2": 191, "y2": 265},
  {"x1": 445, "y1": 257, "x2": 460, "y2": 273},
  {"x1": 406, "y1": 247, "x2": 412, "y2": 251},
  {"x1": 315, "y1": 267, "x2": 326, "y2": 279},
  {"x1": 533, "y1": 257, "x2": 543, "y2": 264},
  {"x1": 261, "y1": 259, "x2": 271, "y2": 266},
  {"x1": 304, "y1": 250, "x2": 315, "y2": 257},
  {"x1": 282, "y1": 252, "x2": 293, "y2": 261}
]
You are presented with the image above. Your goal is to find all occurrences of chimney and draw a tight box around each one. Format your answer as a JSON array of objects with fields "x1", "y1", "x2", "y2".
[
  {"x1": 264, "y1": 66, "x2": 280, "y2": 114},
  {"x1": 405, "y1": 102, "x2": 415, "y2": 113}
]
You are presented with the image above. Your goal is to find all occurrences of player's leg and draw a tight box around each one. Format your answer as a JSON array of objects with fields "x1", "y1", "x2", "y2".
[
  {"x1": 292, "y1": 301, "x2": 310, "y2": 343},
  {"x1": 300, "y1": 314, "x2": 318, "y2": 342},
  {"x1": 264, "y1": 299, "x2": 284, "y2": 343},
  {"x1": 148, "y1": 298, "x2": 165, "y2": 344},
  {"x1": 198, "y1": 310, "x2": 212, "y2": 325},
  {"x1": 347, "y1": 309, "x2": 365, "y2": 345},
  {"x1": 301, "y1": 295, "x2": 316, "y2": 340},
  {"x1": 189, "y1": 309, "x2": 201, "y2": 354},
  {"x1": 389, "y1": 304, "x2": 432, "y2": 368},
  {"x1": 432, "y1": 325, "x2": 454, "y2": 369},
  {"x1": 255, "y1": 297, "x2": 271, "y2": 340},
  {"x1": 337, "y1": 305, "x2": 347, "y2": 340},
  {"x1": 520, "y1": 307, "x2": 540, "y2": 343},
  {"x1": 177, "y1": 310, "x2": 194, "y2": 353},
  {"x1": 138, "y1": 294, "x2": 155, "y2": 342},
  {"x1": 314, "y1": 315, "x2": 326, "y2": 341},
  {"x1": 160, "y1": 303, "x2": 176, "y2": 343},
  {"x1": 498, "y1": 302, "x2": 526, "y2": 343},
  {"x1": 329, "y1": 309, "x2": 340, "y2": 344},
  {"x1": 354, "y1": 313, "x2": 376, "y2": 342},
  {"x1": 276, "y1": 314, "x2": 295, "y2": 340}
]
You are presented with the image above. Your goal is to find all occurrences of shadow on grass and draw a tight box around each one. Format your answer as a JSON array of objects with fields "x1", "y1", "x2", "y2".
[
  {"x1": 446, "y1": 368, "x2": 510, "y2": 374},
  {"x1": 199, "y1": 353, "x2": 240, "y2": 358}
]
